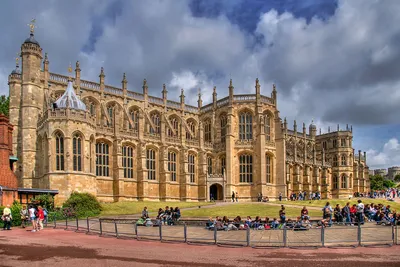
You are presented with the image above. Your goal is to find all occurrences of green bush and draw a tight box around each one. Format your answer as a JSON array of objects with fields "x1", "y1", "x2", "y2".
[
  {"x1": 31, "y1": 194, "x2": 54, "y2": 211},
  {"x1": 62, "y1": 191, "x2": 101, "y2": 218}
]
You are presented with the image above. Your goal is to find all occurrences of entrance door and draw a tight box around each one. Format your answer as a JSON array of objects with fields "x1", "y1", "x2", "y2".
[{"x1": 210, "y1": 184, "x2": 223, "y2": 201}]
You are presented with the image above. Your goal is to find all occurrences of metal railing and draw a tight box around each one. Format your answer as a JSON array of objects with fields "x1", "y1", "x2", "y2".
[{"x1": 47, "y1": 216, "x2": 400, "y2": 249}]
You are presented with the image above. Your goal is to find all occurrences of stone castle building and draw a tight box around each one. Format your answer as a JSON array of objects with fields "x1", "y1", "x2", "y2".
[{"x1": 8, "y1": 28, "x2": 370, "y2": 204}]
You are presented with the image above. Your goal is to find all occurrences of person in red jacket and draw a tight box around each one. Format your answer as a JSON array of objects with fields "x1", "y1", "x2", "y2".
[{"x1": 37, "y1": 206, "x2": 45, "y2": 231}]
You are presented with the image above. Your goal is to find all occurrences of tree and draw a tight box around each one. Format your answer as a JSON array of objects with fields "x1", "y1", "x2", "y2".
[
  {"x1": 0, "y1": 95, "x2": 10, "y2": 117},
  {"x1": 394, "y1": 174, "x2": 400, "y2": 182},
  {"x1": 383, "y1": 179, "x2": 396, "y2": 189},
  {"x1": 369, "y1": 175, "x2": 384, "y2": 190}
]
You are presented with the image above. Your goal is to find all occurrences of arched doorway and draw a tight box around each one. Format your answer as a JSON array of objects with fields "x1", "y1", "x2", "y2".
[{"x1": 210, "y1": 184, "x2": 223, "y2": 201}]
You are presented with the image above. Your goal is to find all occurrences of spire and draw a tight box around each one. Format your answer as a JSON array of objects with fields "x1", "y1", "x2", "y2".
[
  {"x1": 99, "y1": 67, "x2": 105, "y2": 78},
  {"x1": 229, "y1": 79, "x2": 234, "y2": 104},
  {"x1": 255, "y1": 78, "x2": 260, "y2": 95},
  {"x1": 142, "y1": 78, "x2": 148, "y2": 95},
  {"x1": 197, "y1": 88, "x2": 202, "y2": 109},
  {"x1": 11, "y1": 53, "x2": 21, "y2": 74},
  {"x1": 180, "y1": 88, "x2": 185, "y2": 105},
  {"x1": 284, "y1": 117, "x2": 287, "y2": 129},
  {"x1": 294, "y1": 120, "x2": 297, "y2": 132},
  {"x1": 162, "y1": 83, "x2": 167, "y2": 100},
  {"x1": 44, "y1": 52, "x2": 49, "y2": 63},
  {"x1": 303, "y1": 122, "x2": 306, "y2": 134},
  {"x1": 272, "y1": 84, "x2": 277, "y2": 106}
]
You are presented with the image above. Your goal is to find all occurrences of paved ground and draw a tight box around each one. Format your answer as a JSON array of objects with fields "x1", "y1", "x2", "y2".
[{"x1": 1, "y1": 228, "x2": 400, "y2": 267}]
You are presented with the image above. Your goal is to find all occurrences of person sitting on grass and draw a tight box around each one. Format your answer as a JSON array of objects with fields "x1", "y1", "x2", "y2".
[
  {"x1": 141, "y1": 207, "x2": 149, "y2": 220},
  {"x1": 206, "y1": 217, "x2": 214, "y2": 229},
  {"x1": 173, "y1": 207, "x2": 181, "y2": 222},
  {"x1": 271, "y1": 218, "x2": 279, "y2": 229},
  {"x1": 253, "y1": 216, "x2": 263, "y2": 229},
  {"x1": 334, "y1": 204, "x2": 343, "y2": 223},
  {"x1": 301, "y1": 206, "x2": 309, "y2": 220},
  {"x1": 264, "y1": 217, "x2": 271, "y2": 229}
]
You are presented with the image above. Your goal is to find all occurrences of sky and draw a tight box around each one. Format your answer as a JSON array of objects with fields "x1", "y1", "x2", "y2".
[{"x1": 0, "y1": 0, "x2": 399, "y2": 169}]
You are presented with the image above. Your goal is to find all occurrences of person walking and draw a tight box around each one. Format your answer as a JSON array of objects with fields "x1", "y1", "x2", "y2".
[
  {"x1": 37, "y1": 206, "x2": 45, "y2": 231},
  {"x1": 231, "y1": 191, "x2": 235, "y2": 202},
  {"x1": 278, "y1": 192, "x2": 282, "y2": 202},
  {"x1": 235, "y1": 192, "x2": 239, "y2": 202},
  {"x1": 2, "y1": 204, "x2": 12, "y2": 230}
]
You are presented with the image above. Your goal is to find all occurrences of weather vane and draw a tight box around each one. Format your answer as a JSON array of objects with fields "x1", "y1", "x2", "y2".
[{"x1": 28, "y1": 19, "x2": 36, "y2": 34}]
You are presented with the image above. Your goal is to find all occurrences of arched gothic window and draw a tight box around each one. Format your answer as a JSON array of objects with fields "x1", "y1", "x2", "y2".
[
  {"x1": 333, "y1": 174, "x2": 338, "y2": 189},
  {"x1": 146, "y1": 149, "x2": 156, "y2": 180},
  {"x1": 122, "y1": 146, "x2": 134, "y2": 178},
  {"x1": 96, "y1": 142, "x2": 110, "y2": 177},
  {"x1": 167, "y1": 117, "x2": 179, "y2": 137},
  {"x1": 239, "y1": 112, "x2": 252, "y2": 140},
  {"x1": 204, "y1": 120, "x2": 211, "y2": 142},
  {"x1": 186, "y1": 120, "x2": 196, "y2": 140},
  {"x1": 239, "y1": 154, "x2": 253, "y2": 183},
  {"x1": 341, "y1": 174, "x2": 347, "y2": 188},
  {"x1": 150, "y1": 113, "x2": 161, "y2": 134},
  {"x1": 220, "y1": 115, "x2": 227, "y2": 143},
  {"x1": 220, "y1": 156, "x2": 226, "y2": 175},
  {"x1": 188, "y1": 154, "x2": 195, "y2": 183},
  {"x1": 55, "y1": 132, "x2": 64, "y2": 171},
  {"x1": 264, "y1": 114, "x2": 271, "y2": 141},
  {"x1": 333, "y1": 155, "x2": 338, "y2": 167},
  {"x1": 341, "y1": 155, "x2": 347, "y2": 166},
  {"x1": 73, "y1": 133, "x2": 82, "y2": 171},
  {"x1": 266, "y1": 154, "x2": 271, "y2": 183},
  {"x1": 207, "y1": 156, "x2": 212, "y2": 175},
  {"x1": 168, "y1": 151, "x2": 177, "y2": 181}
]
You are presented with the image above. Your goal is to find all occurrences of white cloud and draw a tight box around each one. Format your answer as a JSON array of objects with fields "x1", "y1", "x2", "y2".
[{"x1": 367, "y1": 138, "x2": 400, "y2": 169}]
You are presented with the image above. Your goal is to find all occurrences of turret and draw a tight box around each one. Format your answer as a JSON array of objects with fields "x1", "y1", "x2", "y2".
[
  {"x1": 255, "y1": 78, "x2": 260, "y2": 105},
  {"x1": 75, "y1": 61, "x2": 81, "y2": 94},
  {"x1": 19, "y1": 19, "x2": 44, "y2": 187},
  {"x1": 228, "y1": 79, "x2": 234, "y2": 105},
  {"x1": 180, "y1": 89, "x2": 185, "y2": 110},
  {"x1": 212, "y1": 86, "x2": 217, "y2": 109},
  {"x1": 272, "y1": 84, "x2": 277, "y2": 106},
  {"x1": 122, "y1": 73, "x2": 127, "y2": 96},
  {"x1": 8, "y1": 54, "x2": 22, "y2": 155},
  {"x1": 309, "y1": 120, "x2": 317, "y2": 138}
]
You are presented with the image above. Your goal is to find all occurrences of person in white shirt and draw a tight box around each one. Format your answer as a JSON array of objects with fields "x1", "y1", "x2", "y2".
[
  {"x1": 28, "y1": 205, "x2": 37, "y2": 232},
  {"x1": 356, "y1": 200, "x2": 364, "y2": 224}
]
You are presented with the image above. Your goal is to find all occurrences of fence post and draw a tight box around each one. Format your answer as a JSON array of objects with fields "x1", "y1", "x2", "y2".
[
  {"x1": 134, "y1": 223, "x2": 138, "y2": 239},
  {"x1": 99, "y1": 219, "x2": 103, "y2": 236},
  {"x1": 321, "y1": 226, "x2": 325, "y2": 247},
  {"x1": 159, "y1": 223, "x2": 162, "y2": 241},
  {"x1": 184, "y1": 223, "x2": 187, "y2": 243},
  {"x1": 396, "y1": 225, "x2": 398, "y2": 245},
  {"x1": 114, "y1": 219, "x2": 118, "y2": 238},
  {"x1": 213, "y1": 226, "x2": 217, "y2": 244},
  {"x1": 283, "y1": 228, "x2": 287, "y2": 247},
  {"x1": 76, "y1": 216, "x2": 79, "y2": 231},
  {"x1": 86, "y1": 217, "x2": 90, "y2": 233},
  {"x1": 53, "y1": 214, "x2": 57, "y2": 229},
  {"x1": 246, "y1": 227, "x2": 250, "y2": 247},
  {"x1": 357, "y1": 223, "x2": 362, "y2": 246},
  {"x1": 65, "y1": 217, "x2": 68, "y2": 230}
]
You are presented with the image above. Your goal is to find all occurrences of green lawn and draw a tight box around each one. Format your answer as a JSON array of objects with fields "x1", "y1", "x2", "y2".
[
  {"x1": 181, "y1": 203, "x2": 322, "y2": 219},
  {"x1": 100, "y1": 201, "x2": 213, "y2": 216},
  {"x1": 278, "y1": 199, "x2": 400, "y2": 211}
]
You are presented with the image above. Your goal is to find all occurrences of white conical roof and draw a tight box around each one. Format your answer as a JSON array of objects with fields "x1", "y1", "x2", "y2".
[{"x1": 54, "y1": 80, "x2": 86, "y2": 111}]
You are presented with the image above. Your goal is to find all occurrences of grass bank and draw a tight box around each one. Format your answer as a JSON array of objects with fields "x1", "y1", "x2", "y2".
[{"x1": 100, "y1": 201, "x2": 213, "y2": 216}]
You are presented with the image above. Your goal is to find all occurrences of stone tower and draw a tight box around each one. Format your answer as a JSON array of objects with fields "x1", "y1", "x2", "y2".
[
  {"x1": 8, "y1": 56, "x2": 22, "y2": 157},
  {"x1": 19, "y1": 22, "x2": 43, "y2": 187}
]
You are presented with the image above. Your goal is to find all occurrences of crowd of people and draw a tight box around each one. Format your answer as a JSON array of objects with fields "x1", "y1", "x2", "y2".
[
  {"x1": 206, "y1": 200, "x2": 400, "y2": 231},
  {"x1": 136, "y1": 206, "x2": 181, "y2": 227},
  {"x1": 1, "y1": 205, "x2": 48, "y2": 232}
]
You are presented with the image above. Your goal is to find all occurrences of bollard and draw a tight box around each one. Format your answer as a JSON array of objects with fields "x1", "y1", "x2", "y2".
[
  {"x1": 65, "y1": 217, "x2": 68, "y2": 230},
  {"x1": 114, "y1": 220, "x2": 119, "y2": 238},
  {"x1": 357, "y1": 224, "x2": 362, "y2": 246},
  {"x1": 159, "y1": 223, "x2": 162, "y2": 241},
  {"x1": 392, "y1": 225, "x2": 395, "y2": 245},
  {"x1": 184, "y1": 223, "x2": 187, "y2": 243},
  {"x1": 86, "y1": 217, "x2": 90, "y2": 233},
  {"x1": 214, "y1": 226, "x2": 217, "y2": 244},
  {"x1": 283, "y1": 227, "x2": 287, "y2": 247},
  {"x1": 76, "y1": 216, "x2": 79, "y2": 231},
  {"x1": 246, "y1": 227, "x2": 250, "y2": 247},
  {"x1": 53, "y1": 214, "x2": 57, "y2": 229},
  {"x1": 321, "y1": 227, "x2": 325, "y2": 247},
  {"x1": 99, "y1": 219, "x2": 103, "y2": 236}
]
